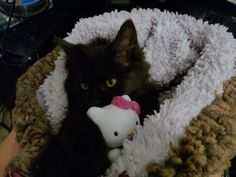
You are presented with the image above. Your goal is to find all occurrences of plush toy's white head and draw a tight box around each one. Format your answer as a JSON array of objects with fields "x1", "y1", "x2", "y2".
[{"x1": 87, "y1": 95, "x2": 140, "y2": 148}]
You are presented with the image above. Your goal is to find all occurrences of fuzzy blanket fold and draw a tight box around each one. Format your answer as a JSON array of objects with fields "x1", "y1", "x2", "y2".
[{"x1": 35, "y1": 8, "x2": 236, "y2": 177}]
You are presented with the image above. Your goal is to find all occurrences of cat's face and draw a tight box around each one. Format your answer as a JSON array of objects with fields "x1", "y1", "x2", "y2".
[{"x1": 56, "y1": 20, "x2": 150, "y2": 112}]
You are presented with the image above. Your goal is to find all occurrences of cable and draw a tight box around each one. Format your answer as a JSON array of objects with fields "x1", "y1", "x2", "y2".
[
  {"x1": 0, "y1": 0, "x2": 30, "y2": 67},
  {"x1": 1, "y1": 0, "x2": 22, "y2": 59},
  {"x1": 1, "y1": 0, "x2": 16, "y2": 56},
  {"x1": 0, "y1": 53, "x2": 30, "y2": 67},
  {"x1": 0, "y1": 0, "x2": 48, "y2": 67},
  {"x1": 0, "y1": 0, "x2": 49, "y2": 18}
]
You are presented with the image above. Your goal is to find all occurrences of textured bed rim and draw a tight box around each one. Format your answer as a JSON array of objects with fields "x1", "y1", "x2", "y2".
[{"x1": 13, "y1": 48, "x2": 236, "y2": 177}]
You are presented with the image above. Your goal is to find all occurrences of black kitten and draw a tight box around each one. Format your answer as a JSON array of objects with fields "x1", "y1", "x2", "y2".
[
  {"x1": 33, "y1": 20, "x2": 162, "y2": 177},
  {"x1": 59, "y1": 19, "x2": 160, "y2": 120}
]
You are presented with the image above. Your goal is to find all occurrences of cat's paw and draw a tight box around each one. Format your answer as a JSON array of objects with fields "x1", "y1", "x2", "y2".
[{"x1": 7, "y1": 154, "x2": 31, "y2": 177}]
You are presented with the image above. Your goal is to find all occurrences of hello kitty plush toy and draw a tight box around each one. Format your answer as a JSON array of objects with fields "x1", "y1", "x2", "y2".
[{"x1": 87, "y1": 95, "x2": 141, "y2": 162}]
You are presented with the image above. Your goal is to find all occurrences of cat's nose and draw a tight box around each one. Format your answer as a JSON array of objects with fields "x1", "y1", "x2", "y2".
[
  {"x1": 92, "y1": 100, "x2": 101, "y2": 106},
  {"x1": 99, "y1": 86, "x2": 106, "y2": 91},
  {"x1": 90, "y1": 95, "x2": 101, "y2": 106},
  {"x1": 95, "y1": 100, "x2": 101, "y2": 105}
]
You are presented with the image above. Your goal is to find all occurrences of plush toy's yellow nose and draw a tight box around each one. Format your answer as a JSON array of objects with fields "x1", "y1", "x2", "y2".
[{"x1": 128, "y1": 130, "x2": 135, "y2": 138}]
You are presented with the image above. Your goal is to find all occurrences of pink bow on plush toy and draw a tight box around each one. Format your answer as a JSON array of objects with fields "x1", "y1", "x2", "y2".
[{"x1": 111, "y1": 96, "x2": 141, "y2": 115}]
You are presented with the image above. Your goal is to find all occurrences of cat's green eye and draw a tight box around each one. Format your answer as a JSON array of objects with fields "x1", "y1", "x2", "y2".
[
  {"x1": 80, "y1": 83, "x2": 89, "y2": 90},
  {"x1": 106, "y1": 78, "x2": 117, "y2": 88}
]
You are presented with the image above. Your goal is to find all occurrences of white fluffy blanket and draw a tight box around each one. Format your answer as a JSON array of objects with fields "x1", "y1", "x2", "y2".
[{"x1": 36, "y1": 8, "x2": 236, "y2": 177}]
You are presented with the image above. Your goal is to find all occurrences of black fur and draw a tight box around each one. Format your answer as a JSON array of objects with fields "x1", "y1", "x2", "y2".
[
  {"x1": 59, "y1": 20, "x2": 160, "y2": 119},
  {"x1": 33, "y1": 114, "x2": 110, "y2": 177},
  {"x1": 33, "y1": 19, "x2": 169, "y2": 177}
]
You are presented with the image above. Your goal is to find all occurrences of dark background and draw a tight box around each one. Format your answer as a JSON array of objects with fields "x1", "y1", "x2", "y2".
[{"x1": 0, "y1": 0, "x2": 235, "y2": 175}]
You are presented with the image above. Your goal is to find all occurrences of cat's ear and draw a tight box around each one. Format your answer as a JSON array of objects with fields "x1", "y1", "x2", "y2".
[
  {"x1": 112, "y1": 19, "x2": 138, "y2": 51},
  {"x1": 53, "y1": 36, "x2": 75, "y2": 54},
  {"x1": 111, "y1": 20, "x2": 139, "y2": 67}
]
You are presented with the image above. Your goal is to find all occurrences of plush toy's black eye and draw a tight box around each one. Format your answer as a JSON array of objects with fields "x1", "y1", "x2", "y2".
[
  {"x1": 114, "y1": 131, "x2": 118, "y2": 136},
  {"x1": 136, "y1": 121, "x2": 139, "y2": 125}
]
